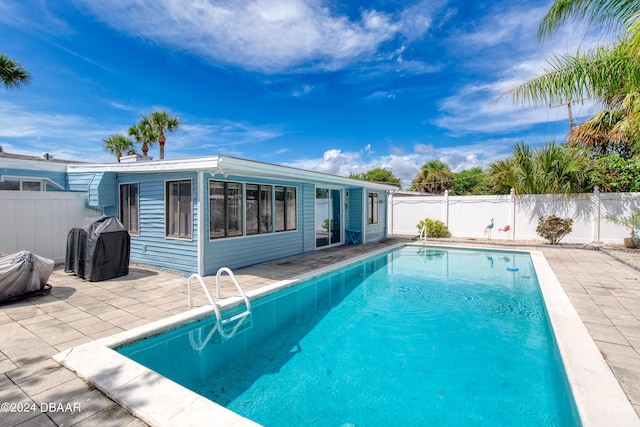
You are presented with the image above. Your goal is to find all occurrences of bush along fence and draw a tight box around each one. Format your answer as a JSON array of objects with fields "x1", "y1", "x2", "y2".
[{"x1": 390, "y1": 188, "x2": 640, "y2": 245}]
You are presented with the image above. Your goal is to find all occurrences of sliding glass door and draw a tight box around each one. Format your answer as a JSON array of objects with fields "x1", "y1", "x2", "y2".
[{"x1": 315, "y1": 188, "x2": 342, "y2": 248}]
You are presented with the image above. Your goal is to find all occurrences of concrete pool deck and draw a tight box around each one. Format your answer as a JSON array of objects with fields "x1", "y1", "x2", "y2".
[{"x1": 1, "y1": 237, "x2": 639, "y2": 426}]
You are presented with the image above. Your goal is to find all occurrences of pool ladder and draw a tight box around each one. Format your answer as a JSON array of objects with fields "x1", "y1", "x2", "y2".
[
  {"x1": 419, "y1": 225, "x2": 427, "y2": 243},
  {"x1": 187, "y1": 267, "x2": 253, "y2": 344}
]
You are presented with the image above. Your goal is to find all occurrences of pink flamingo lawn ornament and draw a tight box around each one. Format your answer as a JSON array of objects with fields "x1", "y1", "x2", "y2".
[
  {"x1": 485, "y1": 218, "x2": 494, "y2": 239},
  {"x1": 499, "y1": 225, "x2": 510, "y2": 233}
]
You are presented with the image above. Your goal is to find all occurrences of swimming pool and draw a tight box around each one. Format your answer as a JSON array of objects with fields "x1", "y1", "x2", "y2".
[
  {"x1": 55, "y1": 243, "x2": 639, "y2": 426},
  {"x1": 118, "y1": 246, "x2": 578, "y2": 426}
]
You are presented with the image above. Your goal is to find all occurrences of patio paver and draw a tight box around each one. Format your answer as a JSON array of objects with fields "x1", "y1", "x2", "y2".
[{"x1": 1, "y1": 237, "x2": 639, "y2": 425}]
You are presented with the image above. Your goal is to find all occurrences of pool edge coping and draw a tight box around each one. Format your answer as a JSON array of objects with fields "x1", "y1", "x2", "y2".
[
  {"x1": 529, "y1": 250, "x2": 640, "y2": 426},
  {"x1": 54, "y1": 243, "x2": 640, "y2": 426}
]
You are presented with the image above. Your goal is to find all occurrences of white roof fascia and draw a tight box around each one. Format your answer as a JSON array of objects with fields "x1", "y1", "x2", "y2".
[
  {"x1": 0, "y1": 157, "x2": 68, "y2": 172},
  {"x1": 65, "y1": 155, "x2": 397, "y2": 191},
  {"x1": 66, "y1": 156, "x2": 221, "y2": 173},
  {"x1": 217, "y1": 156, "x2": 397, "y2": 191}
]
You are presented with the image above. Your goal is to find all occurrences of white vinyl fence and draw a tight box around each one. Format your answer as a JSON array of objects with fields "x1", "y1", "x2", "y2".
[
  {"x1": 0, "y1": 191, "x2": 99, "y2": 262},
  {"x1": 3, "y1": 189, "x2": 639, "y2": 264},
  {"x1": 391, "y1": 189, "x2": 640, "y2": 244}
]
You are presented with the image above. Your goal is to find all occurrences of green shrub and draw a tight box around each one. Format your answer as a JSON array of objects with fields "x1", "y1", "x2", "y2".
[
  {"x1": 536, "y1": 215, "x2": 573, "y2": 245},
  {"x1": 416, "y1": 218, "x2": 450, "y2": 238}
]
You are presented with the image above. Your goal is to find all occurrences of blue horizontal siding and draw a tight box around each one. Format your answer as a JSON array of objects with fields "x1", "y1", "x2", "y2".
[
  {"x1": 118, "y1": 171, "x2": 199, "y2": 274},
  {"x1": 1, "y1": 167, "x2": 68, "y2": 191},
  {"x1": 86, "y1": 172, "x2": 117, "y2": 207},
  {"x1": 68, "y1": 172, "x2": 94, "y2": 191},
  {"x1": 204, "y1": 231, "x2": 303, "y2": 274},
  {"x1": 366, "y1": 190, "x2": 387, "y2": 243},
  {"x1": 302, "y1": 183, "x2": 315, "y2": 253}
]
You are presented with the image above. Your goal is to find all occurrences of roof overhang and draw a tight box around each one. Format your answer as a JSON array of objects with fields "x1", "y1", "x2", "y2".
[{"x1": 66, "y1": 155, "x2": 398, "y2": 191}]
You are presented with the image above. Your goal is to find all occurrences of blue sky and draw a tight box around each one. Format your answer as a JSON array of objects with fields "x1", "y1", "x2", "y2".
[{"x1": 1, "y1": 0, "x2": 603, "y2": 187}]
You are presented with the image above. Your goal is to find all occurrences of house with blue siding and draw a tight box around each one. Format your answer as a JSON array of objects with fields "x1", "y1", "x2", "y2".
[
  {"x1": 0, "y1": 152, "x2": 71, "y2": 191},
  {"x1": 62, "y1": 155, "x2": 396, "y2": 276}
]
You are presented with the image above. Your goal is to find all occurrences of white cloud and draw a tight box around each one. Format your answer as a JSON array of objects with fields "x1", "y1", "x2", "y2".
[
  {"x1": 362, "y1": 91, "x2": 396, "y2": 102},
  {"x1": 453, "y1": 4, "x2": 547, "y2": 48},
  {"x1": 291, "y1": 85, "x2": 314, "y2": 97},
  {"x1": 75, "y1": 0, "x2": 429, "y2": 73},
  {"x1": 432, "y1": 1, "x2": 610, "y2": 139},
  {"x1": 285, "y1": 140, "x2": 523, "y2": 189},
  {"x1": 398, "y1": 1, "x2": 440, "y2": 40}
]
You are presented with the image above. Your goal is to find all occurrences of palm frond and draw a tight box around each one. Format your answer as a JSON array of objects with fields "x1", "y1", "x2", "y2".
[
  {"x1": 538, "y1": 0, "x2": 639, "y2": 42},
  {"x1": 506, "y1": 44, "x2": 640, "y2": 107},
  {"x1": 0, "y1": 54, "x2": 32, "y2": 89}
]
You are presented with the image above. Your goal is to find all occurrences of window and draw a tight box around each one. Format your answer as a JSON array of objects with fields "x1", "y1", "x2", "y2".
[
  {"x1": 166, "y1": 179, "x2": 192, "y2": 239},
  {"x1": 275, "y1": 186, "x2": 297, "y2": 232},
  {"x1": 210, "y1": 181, "x2": 243, "y2": 239},
  {"x1": 119, "y1": 183, "x2": 139, "y2": 234},
  {"x1": 208, "y1": 181, "x2": 296, "y2": 239},
  {"x1": 368, "y1": 192, "x2": 379, "y2": 224},
  {"x1": 0, "y1": 179, "x2": 42, "y2": 191},
  {"x1": 246, "y1": 184, "x2": 272, "y2": 235}
]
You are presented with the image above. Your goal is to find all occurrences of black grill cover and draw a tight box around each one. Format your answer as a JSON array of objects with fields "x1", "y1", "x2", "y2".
[{"x1": 65, "y1": 216, "x2": 130, "y2": 282}]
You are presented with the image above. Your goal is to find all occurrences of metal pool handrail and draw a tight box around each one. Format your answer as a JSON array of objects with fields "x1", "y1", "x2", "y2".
[
  {"x1": 419, "y1": 225, "x2": 427, "y2": 243},
  {"x1": 187, "y1": 268, "x2": 253, "y2": 341}
]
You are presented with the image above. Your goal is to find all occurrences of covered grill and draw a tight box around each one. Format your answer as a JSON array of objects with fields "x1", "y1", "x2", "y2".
[
  {"x1": 65, "y1": 216, "x2": 130, "y2": 281},
  {"x1": 0, "y1": 251, "x2": 54, "y2": 302}
]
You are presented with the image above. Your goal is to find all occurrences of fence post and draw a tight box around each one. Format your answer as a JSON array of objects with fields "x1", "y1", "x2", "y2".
[
  {"x1": 592, "y1": 186, "x2": 601, "y2": 243},
  {"x1": 443, "y1": 190, "x2": 449, "y2": 226},
  {"x1": 509, "y1": 188, "x2": 516, "y2": 241}
]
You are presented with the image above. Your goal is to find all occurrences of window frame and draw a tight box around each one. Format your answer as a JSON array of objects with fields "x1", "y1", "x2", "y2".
[
  {"x1": 165, "y1": 179, "x2": 193, "y2": 240},
  {"x1": 245, "y1": 183, "x2": 273, "y2": 236},
  {"x1": 275, "y1": 186, "x2": 297, "y2": 232},
  {"x1": 368, "y1": 191, "x2": 379, "y2": 225},
  {"x1": 119, "y1": 182, "x2": 140, "y2": 235},
  {"x1": 209, "y1": 180, "x2": 244, "y2": 239},
  {"x1": 0, "y1": 178, "x2": 44, "y2": 191}
]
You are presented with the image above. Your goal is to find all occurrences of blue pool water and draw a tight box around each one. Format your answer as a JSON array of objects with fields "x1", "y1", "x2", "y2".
[{"x1": 119, "y1": 246, "x2": 580, "y2": 426}]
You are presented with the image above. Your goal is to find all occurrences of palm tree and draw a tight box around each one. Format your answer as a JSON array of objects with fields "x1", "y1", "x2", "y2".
[
  {"x1": 410, "y1": 160, "x2": 454, "y2": 194},
  {"x1": 507, "y1": 1, "x2": 640, "y2": 156},
  {"x1": 128, "y1": 117, "x2": 156, "y2": 157},
  {"x1": 0, "y1": 54, "x2": 32, "y2": 89},
  {"x1": 147, "y1": 110, "x2": 180, "y2": 160},
  {"x1": 489, "y1": 142, "x2": 595, "y2": 194},
  {"x1": 103, "y1": 134, "x2": 135, "y2": 163}
]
